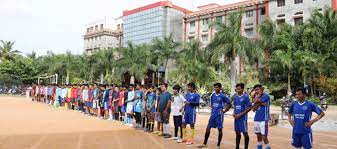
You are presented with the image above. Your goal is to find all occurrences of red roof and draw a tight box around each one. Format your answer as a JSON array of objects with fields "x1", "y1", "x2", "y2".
[
  {"x1": 186, "y1": 0, "x2": 266, "y2": 18},
  {"x1": 123, "y1": 1, "x2": 191, "y2": 16},
  {"x1": 197, "y1": 3, "x2": 220, "y2": 9}
]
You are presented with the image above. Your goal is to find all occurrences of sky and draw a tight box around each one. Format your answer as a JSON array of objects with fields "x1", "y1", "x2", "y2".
[{"x1": 0, "y1": 0, "x2": 243, "y2": 56}]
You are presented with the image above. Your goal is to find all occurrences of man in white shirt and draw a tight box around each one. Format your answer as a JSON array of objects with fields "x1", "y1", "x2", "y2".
[
  {"x1": 126, "y1": 84, "x2": 135, "y2": 127},
  {"x1": 171, "y1": 85, "x2": 186, "y2": 142}
]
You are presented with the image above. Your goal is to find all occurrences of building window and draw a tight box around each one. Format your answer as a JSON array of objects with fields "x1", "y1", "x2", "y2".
[
  {"x1": 202, "y1": 18, "x2": 209, "y2": 25},
  {"x1": 294, "y1": 0, "x2": 303, "y2": 4},
  {"x1": 216, "y1": 16, "x2": 223, "y2": 23},
  {"x1": 190, "y1": 21, "x2": 196, "y2": 28},
  {"x1": 277, "y1": 19, "x2": 285, "y2": 25},
  {"x1": 246, "y1": 10, "x2": 254, "y2": 17},
  {"x1": 245, "y1": 28, "x2": 254, "y2": 37},
  {"x1": 87, "y1": 28, "x2": 90, "y2": 33},
  {"x1": 95, "y1": 25, "x2": 98, "y2": 31},
  {"x1": 202, "y1": 34, "x2": 209, "y2": 42},
  {"x1": 100, "y1": 24, "x2": 103, "y2": 30},
  {"x1": 90, "y1": 26, "x2": 93, "y2": 31},
  {"x1": 277, "y1": 0, "x2": 285, "y2": 7},
  {"x1": 188, "y1": 36, "x2": 195, "y2": 41},
  {"x1": 261, "y1": 8, "x2": 266, "y2": 15},
  {"x1": 294, "y1": 17, "x2": 303, "y2": 25}
]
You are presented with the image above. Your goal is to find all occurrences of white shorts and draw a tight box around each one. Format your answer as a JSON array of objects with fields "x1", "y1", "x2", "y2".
[
  {"x1": 92, "y1": 100, "x2": 99, "y2": 109},
  {"x1": 254, "y1": 121, "x2": 269, "y2": 136},
  {"x1": 126, "y1": 103, "x2": 133, "y2": 114}
]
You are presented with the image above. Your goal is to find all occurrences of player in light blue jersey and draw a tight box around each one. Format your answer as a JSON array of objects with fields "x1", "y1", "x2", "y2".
[
  {"x1": 198, "y1": 83, "x2": 231, "y2": 149},
  {"x1": 233, "y1": 83, "x2": 251, "y2": 149},
  {"x1": 252, "y1": 84, "x2": 271, "y2": 149},
  {"x1": 288, "y1": 88, "x2": 325, "y2": 149}
]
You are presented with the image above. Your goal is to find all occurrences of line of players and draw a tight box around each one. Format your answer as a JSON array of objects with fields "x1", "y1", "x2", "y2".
[{"x1": 30, "y1": 82, "x2": 325, "y2": 149}]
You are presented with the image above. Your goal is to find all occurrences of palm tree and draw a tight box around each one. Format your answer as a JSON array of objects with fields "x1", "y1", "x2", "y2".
[
  {"x1": 95, "y1": 48, "x2": 117, "y2": 83},
  {"x1": 175, "y1": 40, "x2": 216, "y2": 88},
  {"x1": 0, "y1": 40, "x2": 21, "y2": 61},
  {"x1": 152, "y1": 35, "x2": 180, "y2": 83},
  {"x1": 116, "y1": 42, "x2": 155, "y2": 84},
  {"x1": 269, "y1": 49, "x2": 294, "y2": 95},
  {"x1": 208, "y1": 12, "x2": 252, "y2": 93}
]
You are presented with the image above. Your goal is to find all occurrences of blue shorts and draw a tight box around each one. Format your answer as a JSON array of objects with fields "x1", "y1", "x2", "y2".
[
  {"x1": 207, "y1": 114, "x2": 224, "y2": 128},
  {"x1": 60, "y1": 97, "x2": 65, "y2": 102},
  {"x1": 183, "y1": 112, "x2": 196, "y2": 125},
  {"x1": 121, "y1": 106, "x2": 126, "y2": 113},
  {"x1": 292, "y1": 133, "x2": 313, "y2": 149},
  {"x1": 103, "y1": 102, "x2": 109, "y2": 110},
  {"x1": 234, "y1": 120, "x2": 248, "y2": 133},
  {"x1": 86, "y1": 101, "x2": 92, "y2": 108}
]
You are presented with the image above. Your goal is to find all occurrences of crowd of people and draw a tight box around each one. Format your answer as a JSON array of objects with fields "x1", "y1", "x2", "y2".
[{"x1": 30, "y1": 82, "x2": 325, "y2": 149}]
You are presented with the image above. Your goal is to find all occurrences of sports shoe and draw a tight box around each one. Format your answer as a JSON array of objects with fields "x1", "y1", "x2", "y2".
[
  {"x1": 152, "y1": 131, "x2": 159, "y2": 134},
  {"x1": 197, "y1": 144, "x2": 208, "y2": 148},
  {"x1": 177, "y1": 139, "x2": 187, "y2": 143},
  {"x1": 215, "y1": 146, "x2": 220, "y2": 149},
  {"x1": 163, "y1": 134, "x2": 172, "y2": 138},
  {"x1": 171, "y1": 137, "x2": 179, "y2": 140},
  {"x1": 186, "y1": 140, "x2": 194, "y2": 145},
  {"x1": 159, "y1": 133, "x2": 165, "y2": 136}
]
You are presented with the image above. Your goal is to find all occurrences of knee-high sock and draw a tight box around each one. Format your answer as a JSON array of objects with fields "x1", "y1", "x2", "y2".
[
  {"x1": 190, "y1": 128, "x2": 195, "y2": 140},
  {"x1": 166, "y1": 124, "x2": 170, "y2": 135},
  {"x1": 182, "y1": 128, "x2": 186, "y2": 140},
  {"x1": 109, "y1": 109, "x2": 113, "y2": 119}
]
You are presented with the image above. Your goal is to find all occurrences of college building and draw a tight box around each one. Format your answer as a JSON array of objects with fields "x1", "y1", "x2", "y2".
[
  {"x1": 183, "y1": 0, "x2": 337, "y2": 47},
  {"x1": 122, "y1": 1, "x2": 190, "y2": 46},
  {"x1": 83, "y1": 17, "x2": 123, "y2": 55}
]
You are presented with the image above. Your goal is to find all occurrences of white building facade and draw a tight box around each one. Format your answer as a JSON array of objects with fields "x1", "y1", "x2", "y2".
[{"x1": 83, "y1": 17, "x2": 123, "y2": 55}]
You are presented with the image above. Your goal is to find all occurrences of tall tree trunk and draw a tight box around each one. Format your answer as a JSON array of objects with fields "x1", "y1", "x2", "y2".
[
  {"x1": 164, "y1": 59, "x2": 169, "y2": 83},
  {"x1": 230, "y1": 56, "x2": 237, "y2": 94},
  {"x1": 130, "y1": 76, "x2": 135, "y2": 84},
  {"x1": 66, "y1": 71, "x2": 69, "y2": 85},
  {"x1": 287, "y1": 72, "x2": 291, "y2": 96},
  {"x1": 100, "y1": 73, "x2": 104, "y2": 84}
]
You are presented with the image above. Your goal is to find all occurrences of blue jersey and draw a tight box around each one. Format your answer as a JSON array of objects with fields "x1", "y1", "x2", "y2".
[
  {"x1": 134, "y1": 90, "x2": 143, "y2": 112},
  {"x1": 185, "y1": 92, "x2": 200, "y2": 114},
  {"x1": 210, "y1": 92, "x2": 230, "y2": 116},
  {"x1": 234, "y1": 93, "x2": 251, "y2": 121},
  {"x1": 288, "y1": 101, "x2": 322, "y2": 134},
  {"x1": 146, "y1": 93, "x2": 156, "y2": 111},
  {"x1": 254, "y1": 93, "x2": 270, "y2": 121}
]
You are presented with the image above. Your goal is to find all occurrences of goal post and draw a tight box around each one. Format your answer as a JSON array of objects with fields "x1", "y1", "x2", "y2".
[{"x1": 37, "y1": 74, "x2": 58, "y2": 85}]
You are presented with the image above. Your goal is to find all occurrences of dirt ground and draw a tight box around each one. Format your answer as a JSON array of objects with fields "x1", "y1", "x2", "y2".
[{"x1": 0, "y1": 96, "x2": 337, "y2": 149}]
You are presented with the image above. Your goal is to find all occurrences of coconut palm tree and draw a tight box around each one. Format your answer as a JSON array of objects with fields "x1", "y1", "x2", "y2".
[
  {"x1": 95, "y1": 48, "x2": 118, "y2": 83},
  {"x1": 116, "y1": 42, "x2": 155, "y2": 84},
  {"x1": 175, "y1": 40, "x2": 216, "y2": 88},
  {"x1": 152, "y1": 35, "x2": 180, "y2": 83},
  {"x1": 0, "y1": 40, "x2": 21, "y2": 61},
  {"x1": 208, "y1": 12, "x2": 252, "y2": 93}
]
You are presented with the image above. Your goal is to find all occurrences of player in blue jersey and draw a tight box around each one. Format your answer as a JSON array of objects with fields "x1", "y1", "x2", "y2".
[
  {"x1": 288, "y1": 88, "x2": 325, "y2": 149},
  {"x1": 197, "y1": 83, "x2": 231, "y2": 149},
  {"x1": 252, "y1": 84, "x2": 271, "y2": 149},
  {"x1": 233, "y1": 83, "x2": 252, "y2": 149},
  {"x1": 181, "y1": 83, "x2": 200, "y2": 145}
]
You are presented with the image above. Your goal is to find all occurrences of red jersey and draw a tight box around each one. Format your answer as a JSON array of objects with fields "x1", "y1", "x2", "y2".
[
  {"x1": 72, "y1": 88, "x2": 78, "y2": 99},
  {"x1": 118, "y1": 91, "x2": 125, "y2": 107}
]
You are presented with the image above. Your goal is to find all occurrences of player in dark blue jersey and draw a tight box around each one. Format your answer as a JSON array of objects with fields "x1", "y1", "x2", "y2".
[
  {"x1": 198, "y1": 83, "x2": 231, "y2": 149},
  {"x1": 288, "y1": 88, "x2": 325, "y2": 149},
  {"x1": 181, "y1": 83, "x2": 200, "y2": 145},
  {"x1": 252, "y1": 84, "x2": 271, "y2": 149},
  {"x1": 233, "y1": 83, "x2": 252, "y2": 149}
]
